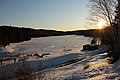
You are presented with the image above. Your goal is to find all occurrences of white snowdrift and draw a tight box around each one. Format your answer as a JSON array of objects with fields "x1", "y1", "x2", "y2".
[{"x1": 35, "y1": 45, "x2": 120, "y2": 80}]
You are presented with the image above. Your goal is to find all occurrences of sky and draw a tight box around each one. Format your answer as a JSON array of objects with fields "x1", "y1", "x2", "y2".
[{"x1": 0, "y1": 0, "x2": 89, "y2": 31}]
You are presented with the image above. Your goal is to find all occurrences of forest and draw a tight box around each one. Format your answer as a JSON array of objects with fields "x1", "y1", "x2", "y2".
[{"x1": 0, "y1": 25, "x2": 98, "y2": 47}]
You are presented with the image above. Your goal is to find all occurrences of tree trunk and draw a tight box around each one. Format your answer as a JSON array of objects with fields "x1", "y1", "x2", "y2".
[{"x1": 113, "y1": 0, "x2": 120, "y2": 60}]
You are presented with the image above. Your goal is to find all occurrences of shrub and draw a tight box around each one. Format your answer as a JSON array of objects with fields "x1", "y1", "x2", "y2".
[{"x1": 15, "y1": 62, "x2": 33, "y2": 80}]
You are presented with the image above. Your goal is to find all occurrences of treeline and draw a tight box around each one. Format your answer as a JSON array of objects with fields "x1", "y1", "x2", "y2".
[
  {"x1": 31, "y1": 29, "x2": 66, "y2": 38},
  {"x1": 0, "y1": 26, "x2": 67, "y2": 47},
  {"x1": 32, "y1": 29, "x2": 99, "y2": 38},
  {"x1": 66, "y1": 29, "x2": 99, "y2": 37},
  {"x1": 0, "y1": 26, "x2": 31, "y2": 47},
  {"x1": 89, "y1": 0, "x2": 120, "y2": 63},
  {"x1": 0, "y1": 25, "x2": 98, "y2": 47},
  {"x1": 100, "y1": 25, "x2": 120, "y2": 63},
  {"x1": 99, "y1": 1, "x2": 120, "y2": 63}
]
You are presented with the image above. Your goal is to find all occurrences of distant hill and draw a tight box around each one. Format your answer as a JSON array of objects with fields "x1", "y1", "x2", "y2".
[
  {"x1": 0, "y1": 26, "x2": 99, "y2": 47},
  {"x1": 31, "y1": 29, "x2": 66, "y2": 38},
  {"x1": 66, "y1": 29, "x2": 99, "y2": 37}
]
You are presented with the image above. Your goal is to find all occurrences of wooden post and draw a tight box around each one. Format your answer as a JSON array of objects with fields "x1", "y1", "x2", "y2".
[
  {"x1": 0, "y1": 60, "x2": 2, "y2": 65},
  {"x1": 14, "y1": 58, "x2": 16, "y2": 63}
]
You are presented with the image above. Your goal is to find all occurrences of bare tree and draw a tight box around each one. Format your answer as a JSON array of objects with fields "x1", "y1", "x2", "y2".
[
  {"x1": 88, "y1": 0, "x2": 117, "y2": 46},
  {"x1": 88, "y1": 0, "x2": 118, "y2": 42},
  {"x1": 88, "y1": 0, "x2": 117, "y2": 26},
  {"x1": 118, "y1": 0, "x2": 120, "y2": 42},
  {"x1": 88, "y1": 0, "x2": 120, "y2": 63},
  {"x1": 115, "y1": 0, "x2": 120, "y2": 60},
  {"x1": 88, "y1": 0, "x2": 117, "y2": 39}
]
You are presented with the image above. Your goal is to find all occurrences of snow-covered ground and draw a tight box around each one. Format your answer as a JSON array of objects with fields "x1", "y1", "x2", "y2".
[
  {"x1": 37, "y1": 47, "x2": 120, "y2": 80},
  {"x1": 0, "y1": 47, "x2": 8, "y2": 54},
  {"x1": 1, "y1": 35, "x2": 120, "y2": 80}
]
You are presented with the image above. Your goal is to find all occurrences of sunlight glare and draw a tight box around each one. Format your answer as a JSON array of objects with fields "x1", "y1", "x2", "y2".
[{"x1": 97, "y1": 20, "x2": 106, "y2": 29}]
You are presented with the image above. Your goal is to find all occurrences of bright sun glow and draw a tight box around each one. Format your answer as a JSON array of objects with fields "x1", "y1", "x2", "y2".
[{"x1": 97, "y1": 20, "x2": 106, "y2": 29}]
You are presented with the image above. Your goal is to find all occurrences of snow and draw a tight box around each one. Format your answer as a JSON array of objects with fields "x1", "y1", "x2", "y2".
[
  {"x1": 0, "y1": 35, "x2": 120, "y2": 80},
  {"x1": 0, "y1": 35, "x2": 91, "y2": 65},
  {"x1": 0, "y1": 47, "x2": 7, "y2": 54},
  {"x1": 5, "y1": 43, "x2": 16, "y2": 52},
  {"x1": 34, "y1": 46, "x2": 120, "y2": 80}
]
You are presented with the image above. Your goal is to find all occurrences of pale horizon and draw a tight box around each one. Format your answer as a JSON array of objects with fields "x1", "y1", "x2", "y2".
[{"x1": 0, "y1": 0, "x2": 95, "y2": 31}]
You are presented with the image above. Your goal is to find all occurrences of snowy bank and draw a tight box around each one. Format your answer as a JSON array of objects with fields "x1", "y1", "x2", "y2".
[
  {"x1": 0, "y1": 47, "x2": 8, "y2": 55},
  {"x1": 34, "y1": 45, "x2": 120, "y2": 80}
]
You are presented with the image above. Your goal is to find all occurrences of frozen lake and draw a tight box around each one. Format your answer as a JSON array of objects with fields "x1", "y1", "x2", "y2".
[
  {"x1": 0, "y1": 35, "x2": 92, "y2": 66},
  {"x1": 6, "y1": 35, "x2": 92, "y2": 56}
]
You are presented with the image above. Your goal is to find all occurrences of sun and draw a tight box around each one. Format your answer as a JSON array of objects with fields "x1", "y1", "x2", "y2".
[{"x1": 97, "y1": 20, "x2": 106, "y2": 29}]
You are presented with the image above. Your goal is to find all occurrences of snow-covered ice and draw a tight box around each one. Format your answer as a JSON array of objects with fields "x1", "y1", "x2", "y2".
[{"x1": 1, "y1": 35, "x2": 120, "y2": 80}]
